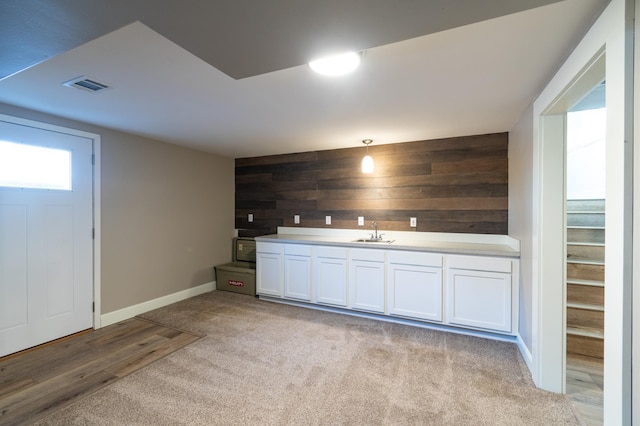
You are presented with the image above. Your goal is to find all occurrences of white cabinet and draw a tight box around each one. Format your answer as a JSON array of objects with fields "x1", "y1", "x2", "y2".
[
  {"x1": 256, "y1": 238, "x2": 519, "y2": 336},
  {"x1": 445, "y1": 255, "x2": 513, "y2": 333},
  {"x1": 349, "y1": 249, "x2": 385, "y2": 313},
  {"x1": 314, "y1": 246, "x2": 348, "y2": 307},
  {"x1": 284, "y1": 244, "x2": 312, "y2": 301},
  {"x1": 387, "y1": 251, "x2": 443, "y2": 322},
  {"x1": 256, "y1": 242, "x2": 283, "y2": 297}
]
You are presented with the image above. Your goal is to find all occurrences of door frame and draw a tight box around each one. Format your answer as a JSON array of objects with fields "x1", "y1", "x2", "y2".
[
  {"x1": 0, "y1": 113, "x2": 102, "y2": 329},
  {"x1": 633, "y1": 0, "x2": 640, "y2": 422},
  {"x1": 531, "y1": 0, "x2": 633, "y2": 423}
]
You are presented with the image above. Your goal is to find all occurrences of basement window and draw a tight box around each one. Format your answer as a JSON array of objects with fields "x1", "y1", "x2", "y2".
[{"x1": 0, "y1": 140, "x2": 72, "y2": 190}]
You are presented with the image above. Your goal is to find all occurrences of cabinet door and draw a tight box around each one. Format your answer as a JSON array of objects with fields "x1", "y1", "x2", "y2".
[
  {"x1": 256, "y1": 252, "x2": 282, "y2": 297},
  {"x1": 388, "y1": 263, "x2": 442, "y2": 321},
  {"x1": 284, "y1": 254, "x2": 311, "y2": 301},
  {"x1": 349, "y1": 259, "x2": 385, "y2": 313},
  {"x1": 315, "y1": 256, "x2": 348, "y2": 307},
  {"x1": 446, "y1": 268, "x2": 511, "y2": 332}
]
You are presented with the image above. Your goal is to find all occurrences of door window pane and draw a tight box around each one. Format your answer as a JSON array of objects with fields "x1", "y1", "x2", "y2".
[{"x1": 0, "y1": 140, "x2": 72, "y2": 190}]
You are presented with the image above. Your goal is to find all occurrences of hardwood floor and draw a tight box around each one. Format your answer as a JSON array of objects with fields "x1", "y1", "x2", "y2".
[
  {"x1": 566, "y1": 354, "x2": 604, "y2": 426},
  {"x1": 0, "y1": 318, "x2": 201, "y2": 425}
]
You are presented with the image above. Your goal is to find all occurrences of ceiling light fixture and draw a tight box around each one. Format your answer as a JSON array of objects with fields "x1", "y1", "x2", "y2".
[
  {"x1": 361, "y1": 139, "x2": 374, "y2": 174},
  {"x1": 309, "y1": 51, "x2": 362, "y2": 76}
]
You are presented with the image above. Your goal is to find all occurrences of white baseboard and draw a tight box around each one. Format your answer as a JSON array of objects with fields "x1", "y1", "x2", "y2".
[
  {"x1": 100, "y1": 281, "x2": 216, "y2": 327},
  {"x1": 259, "y1": 296, "x2": 520, "y2": 344},
  {"x1": 516, "y1": 333, "x2": 534, "y2": 377}
]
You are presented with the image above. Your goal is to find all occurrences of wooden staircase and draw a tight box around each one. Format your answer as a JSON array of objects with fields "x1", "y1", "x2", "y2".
[{"x1": 566, "y1": 199, "x2": 604, "y2": 359}]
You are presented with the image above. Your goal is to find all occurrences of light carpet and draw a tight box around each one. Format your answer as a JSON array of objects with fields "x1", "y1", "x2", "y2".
[{"x1": 36, "y1": 290, "x2": 578, "y2": 425}]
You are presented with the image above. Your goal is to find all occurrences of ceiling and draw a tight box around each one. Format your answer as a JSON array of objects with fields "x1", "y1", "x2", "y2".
[{"x1": 0, "y1": 0, "x2": 609, "y2": 158}]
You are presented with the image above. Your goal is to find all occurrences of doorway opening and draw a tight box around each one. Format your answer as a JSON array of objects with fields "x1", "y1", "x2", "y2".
[{"x1": 564, "y1": 81, "x2": 606, "y2": 425}]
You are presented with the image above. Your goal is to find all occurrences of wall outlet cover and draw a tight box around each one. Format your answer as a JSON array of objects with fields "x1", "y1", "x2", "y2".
[
  {"x1": 248, "y1": 213, "x2": 254, "y2": 223},
  {"x1": 294, "y1": 214, "x2": 300, "y2": 224},
  {"x1": 325, "y1": 216, "x2": 331, "y2": 225},
  {"x1": 410, "y1": 217, "x2": 417, "y2": 227},
  {"x1": 358, "y1": 216, "x2": 364, "y2": 226}
]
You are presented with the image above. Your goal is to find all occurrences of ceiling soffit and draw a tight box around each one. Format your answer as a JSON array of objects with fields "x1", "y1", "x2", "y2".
[{"x1": 1, "y1": 0, "x2": 565, "y2": 80}]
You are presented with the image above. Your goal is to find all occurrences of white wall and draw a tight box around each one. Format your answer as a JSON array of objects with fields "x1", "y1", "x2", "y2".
[
  {"x1": 508, "y1": 103, "x2": 534, "y2": 357},
  {"x1": 0, "y1": 102, "x2": 236, "y2": 317},
  {"x1": 566, "y1": 108, "x2": 606, "y2": 200},
  {"x1": 634, "y1": 1, "x2": 640, "y2": 421}
]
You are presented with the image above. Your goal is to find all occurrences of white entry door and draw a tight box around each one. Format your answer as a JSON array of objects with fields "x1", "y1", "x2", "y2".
[{"x1": 0, "y1": 119, "x2": 94, "y2": 357}]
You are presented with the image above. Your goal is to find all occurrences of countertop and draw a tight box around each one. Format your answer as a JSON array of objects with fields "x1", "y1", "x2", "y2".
[{"x1": 255, "y1": 231, "x2": 520, "y2": 258}]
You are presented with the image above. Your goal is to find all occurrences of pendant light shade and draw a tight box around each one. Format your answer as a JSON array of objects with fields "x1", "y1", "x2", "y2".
[
  {"x1": 362, "y1": 155, "x2": 374, "y2": 173},
  {"x1": 361, "y1": 139, "x2": 374, "y2": 174}
]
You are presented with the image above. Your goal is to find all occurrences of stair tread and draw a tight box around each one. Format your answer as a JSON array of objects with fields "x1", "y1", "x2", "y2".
[
  {"x1": 566, "y1": 210, "x2": 605, "y2": 214},
  {"x1": 566, "y1": 257, "x2": 605, "y2": 264},
  {"x1": 567, "y1": 302, "x2": 604, "y2": 311},
  {"x1": 566, "y1": 278, "x2": 604, "y2": 287},
  {"x1": 567, "y1": 326, "x2": 604, "y2": 339},
  {"x1": 566, "y1": 258, "x2": 605, "y2": 265},
  {"x1": 567, "y1": 225, "x2": 605, "y2": 230}
]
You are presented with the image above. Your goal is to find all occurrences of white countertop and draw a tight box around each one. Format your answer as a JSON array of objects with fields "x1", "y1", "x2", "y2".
[{"x1": 255, "y1": 228, "x2": 520, "y2": 258}]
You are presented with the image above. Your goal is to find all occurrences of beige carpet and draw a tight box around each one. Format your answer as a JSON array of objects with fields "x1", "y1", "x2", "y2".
[{"x1": 36, "y1": 291, "x2": 578, "y2": 425}]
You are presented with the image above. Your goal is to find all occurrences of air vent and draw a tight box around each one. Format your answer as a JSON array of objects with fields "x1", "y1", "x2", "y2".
[{"x1": 63, "y1": 76, "x2": 112, "y2": 93}]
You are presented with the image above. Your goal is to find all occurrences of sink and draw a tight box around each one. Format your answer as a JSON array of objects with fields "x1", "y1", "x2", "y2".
[{"x1": 351, "y1": 238, "x2": 395, "y2": 244}]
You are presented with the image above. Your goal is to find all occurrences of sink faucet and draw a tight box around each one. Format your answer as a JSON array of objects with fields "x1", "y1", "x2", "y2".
[{"x1": 370, "y1": 221, "x2": 382, "y2": 240}]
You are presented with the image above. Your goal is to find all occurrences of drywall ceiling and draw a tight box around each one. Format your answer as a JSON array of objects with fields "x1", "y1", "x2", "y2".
[{"x1": 0, "y1": 0, "x2": 609, "y2": 158}]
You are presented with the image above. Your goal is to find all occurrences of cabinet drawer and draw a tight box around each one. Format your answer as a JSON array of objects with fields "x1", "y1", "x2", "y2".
[
  {"x1": 350, "y1": 248, "x2": 385, "y2": 262},
  {"x1": 284, "y1": 244, "x2": 312, "y2": 256},
  {"x1": 388, "y1": 250, "x2": 442, "y2": 268},
  {"x1": 256, "y1": 242, "x2": 283, "y2": 254},
  {"x1": 446, "y1": 255, "x2": 512, "y2": 273},
  {"x1": 315, "y1": 246, "x2": 348, "y2": 259}
]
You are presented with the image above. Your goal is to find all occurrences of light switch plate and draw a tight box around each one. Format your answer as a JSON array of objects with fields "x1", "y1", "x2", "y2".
[
  {"x1": 294, "y1": 214, "x2": 300, "y2": 224},
  {"x1": 248, "y1": 213, "x2": 254, "y2": 223},
  {"x1": 358, "y1": 216, "x2": 364, "y2": 226},
  {"x1": 325, "y1": 216, "x2": 331, "y2": 225},
  {"x1": 410, "y1": 217, "x2": 417, "y2": 227}
]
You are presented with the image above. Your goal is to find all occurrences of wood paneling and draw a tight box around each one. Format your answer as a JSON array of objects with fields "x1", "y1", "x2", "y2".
[{"x1": 236, "y1": 133, "x2": 509, "y2": 236}]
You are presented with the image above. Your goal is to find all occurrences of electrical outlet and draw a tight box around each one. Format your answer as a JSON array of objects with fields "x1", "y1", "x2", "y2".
[
  {"x1": 358, "y1": 216, "x2": 364, "y2": 226},
  {"x1": 294, "y1": 214, "x2": 300, "y2": 224},
  {"x1": 410, "y1": 217, "x2": 417, "y2": 227},
  {"x1": 248, "y1": 213, "x2": 254, "y2": 223},
  {"x1": 325, "y1": 216, "x2": 331, "y2": 225}
]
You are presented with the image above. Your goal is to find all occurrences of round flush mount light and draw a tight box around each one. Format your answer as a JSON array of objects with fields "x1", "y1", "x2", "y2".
[{"x1": 309, "y1": 51, "x2": 362, "y2": 76}]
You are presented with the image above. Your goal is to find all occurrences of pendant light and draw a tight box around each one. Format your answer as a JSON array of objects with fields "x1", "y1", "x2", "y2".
[{"x1": 361, "y1": 139, "x2": 374, "y2": 174}]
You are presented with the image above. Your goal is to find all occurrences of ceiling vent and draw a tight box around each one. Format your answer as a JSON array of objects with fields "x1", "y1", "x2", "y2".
[{"x1": 62, "y1": 76, "x2": 112, "y2": 93}]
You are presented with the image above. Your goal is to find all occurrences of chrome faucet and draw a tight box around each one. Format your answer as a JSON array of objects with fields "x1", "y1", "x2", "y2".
[{"x1": 370, "y1": 221, "x2": 383, "y2": 241}]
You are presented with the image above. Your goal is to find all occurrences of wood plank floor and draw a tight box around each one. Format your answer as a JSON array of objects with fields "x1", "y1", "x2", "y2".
[
  {"x1": 0, "y1": 318, "x2": 201, "y2": 426},
  {"x1": 566, "y1": 354, "x2": 604, "y2": 426}
]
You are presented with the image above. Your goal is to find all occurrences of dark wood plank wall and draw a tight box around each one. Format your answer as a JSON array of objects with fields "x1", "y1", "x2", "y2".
[{"x1": 235, "y1": 133, "x2": 508, "y2": 236}]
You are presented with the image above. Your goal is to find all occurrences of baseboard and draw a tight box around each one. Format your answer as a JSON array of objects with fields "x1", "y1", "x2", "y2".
[
  {"x1": 259, "y1": 295, "x2": 519, "y2": 344},
  {"x1": 100, "y1": 281, "x2": 216, "y2": 327},
  {"x1": 516, "y1": 333, "x2": 534, "y2": 377}
]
